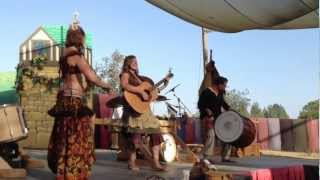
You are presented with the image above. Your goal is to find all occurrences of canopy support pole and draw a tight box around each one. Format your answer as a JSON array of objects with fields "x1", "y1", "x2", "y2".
[{"x1": 202, "y1": 28, "x2": 209, "y2": 76}]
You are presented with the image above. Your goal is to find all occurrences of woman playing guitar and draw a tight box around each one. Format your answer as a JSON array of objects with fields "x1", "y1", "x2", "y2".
[{"x1": 120, "y1": 55, "x2": 171, "y2": 171}]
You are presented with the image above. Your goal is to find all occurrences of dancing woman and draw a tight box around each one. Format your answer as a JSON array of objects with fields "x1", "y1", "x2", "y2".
[{"x1": 47, "y1": 20, "x2": 112, "y2": 179}]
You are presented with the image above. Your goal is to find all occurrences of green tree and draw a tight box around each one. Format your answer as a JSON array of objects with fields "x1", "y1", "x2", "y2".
[
  {"x1": 94, "y1": 50, "x2": 125, "y2": 93},
  {"x1": 298, "y1": 100, "x2": 319, "y2": 119},
  {"x1": 263, "y1": 104, "x2": 289, "y2": 118},
  {"x1": 250, "y1": 102, "x2": 263, "y2": 117},
  {"x1": 263, "y1": 108, "x2": 269, "y2": 118},
  {"x1": 225, "y1": 89, "x2": 251, "y2": 117}
]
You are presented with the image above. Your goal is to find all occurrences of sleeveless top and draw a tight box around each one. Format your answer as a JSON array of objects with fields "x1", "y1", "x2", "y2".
[
  {"x1": 59, "y1": 49, "x2": 83, "y2": 79},
  {"x1": 120, "y1": 71, "x2": 154, "y2": 88},
  {"x1": 58, "y1": 48, "x2": 87, "y2": 97}
]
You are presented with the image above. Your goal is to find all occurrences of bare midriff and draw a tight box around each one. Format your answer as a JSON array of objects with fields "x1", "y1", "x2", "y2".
[{"x1": 61, "y1": 74, "x2": 84, "y2": 97}]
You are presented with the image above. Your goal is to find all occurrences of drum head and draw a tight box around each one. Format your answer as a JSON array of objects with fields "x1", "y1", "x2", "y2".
[
  {"x1": 214, "y1": 111, "x2": 243, "y2": 143},
  {"x1": 160, "y1": 134, "x2": 176, "y2": 163},
  {"x1": 0, "y1": 105, "x2": 28, "y2": 144}
]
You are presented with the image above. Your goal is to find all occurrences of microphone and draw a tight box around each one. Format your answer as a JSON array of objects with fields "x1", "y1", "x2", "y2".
[{"x1": 165, "y1": 84, "x2": 181, "y2": 95}]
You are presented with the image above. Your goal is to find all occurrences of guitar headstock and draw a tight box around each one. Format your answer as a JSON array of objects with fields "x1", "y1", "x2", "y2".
[{"x1": 166, "y1": 68, "x2": 174, "y2": 79}]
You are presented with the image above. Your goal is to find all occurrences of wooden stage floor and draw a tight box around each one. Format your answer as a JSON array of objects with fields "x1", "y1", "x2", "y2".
[{"x1": 25, "y1": 150, "x2": 318, "y2": 180}]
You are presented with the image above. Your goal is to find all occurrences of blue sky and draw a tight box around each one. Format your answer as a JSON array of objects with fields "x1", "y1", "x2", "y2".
[{"x1": 0, "y1": 1, "x2": 318, "y2": 118}]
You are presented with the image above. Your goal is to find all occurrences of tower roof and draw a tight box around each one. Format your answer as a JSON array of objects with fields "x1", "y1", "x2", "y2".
[{"x1": 43, "y1": 25, "x2": 92, "y2": 48}]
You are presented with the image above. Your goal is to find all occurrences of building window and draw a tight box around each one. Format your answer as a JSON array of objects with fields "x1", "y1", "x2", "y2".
[{"x1": 32, "y1": 40, "x2": 50, "y2": 59}]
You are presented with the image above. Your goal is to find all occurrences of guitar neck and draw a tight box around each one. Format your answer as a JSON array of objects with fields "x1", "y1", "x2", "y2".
[
  {"x1": 152, "y1": 71, "x2": 173, "y2": 92},
  {"x1": 155, "y1": 78, "x2": 166, "y2": 88}
]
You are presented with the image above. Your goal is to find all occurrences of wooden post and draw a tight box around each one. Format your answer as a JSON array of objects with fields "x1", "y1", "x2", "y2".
[{"x1": 202, "y1": 28, "x2": 209, "y2": 76}]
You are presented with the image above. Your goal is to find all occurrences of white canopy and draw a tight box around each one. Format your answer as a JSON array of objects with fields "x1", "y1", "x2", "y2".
[{"x1": 146, "y1": 0, "x2": 319, "y2": 33}]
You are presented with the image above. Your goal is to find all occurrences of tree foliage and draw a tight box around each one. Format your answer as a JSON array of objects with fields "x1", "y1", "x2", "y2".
[
  {"x1": 225, "y1": 89, "x2": 251, "y2": 117},
  {"x1": 94, "y1": 50, "x2": 125, "y2": 93},
  {"x1": 263, "y1": 104, "x2": 289, "y2": 119},
  {"x1": 250, "y1": 102, "x2": 264, "y2": 117},
  {"x1": 298, "y1": 100, "x2": 319, "y2": 119}
]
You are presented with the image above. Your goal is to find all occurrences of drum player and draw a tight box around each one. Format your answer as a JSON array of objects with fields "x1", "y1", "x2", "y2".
[{"x1": 198, "y1": 76, "x2": 234, "y2": 163}]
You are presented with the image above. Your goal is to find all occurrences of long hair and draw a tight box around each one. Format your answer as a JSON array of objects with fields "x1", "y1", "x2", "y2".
[
  {"x1": 121, "y1": 55, "x2": 137, "y2": 74},
  {"x1": 59, "y1": 26, "x2": 86, "y2": 79},
  {"x1": 65, "y1": 26, "x2": 85, "y2": 50}
]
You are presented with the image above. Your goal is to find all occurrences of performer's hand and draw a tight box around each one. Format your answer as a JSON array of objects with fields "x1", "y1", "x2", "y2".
[
  {"x1": 102, "y1": 83, "x2": 112, "y2": 90},
  {"x1": 205, "y1": 116, "x2": 214, "y2": 129},
  {"x1": 205, "y1": 108, "x2": 213, "y2": 117},
  {"x1": 140, "y1": 91, "x2": 149, "y2": 101},
  {"x1": 164, "y1": 76, "x2": 171, "y2": 82},
  {"x1": 102, "y1": 86, "x2": 112, "y2": 94}
]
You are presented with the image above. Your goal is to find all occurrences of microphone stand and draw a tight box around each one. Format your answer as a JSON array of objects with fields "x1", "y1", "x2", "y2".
[
  {"x1": 171, "y1": 89, "x2": 192, "y2": 117},
  {"x1": 165, "y1": 84, "x2": 181, "y2": 95},
  {"x1": 172, "y1": 90, "x2": 182, "y2": 117},
  {"x1": 180, "y1": 99, "x2": 192, "y2": 115},
  {"x1": 165, "y1": 84, "x2": 192, "y2": 118}
]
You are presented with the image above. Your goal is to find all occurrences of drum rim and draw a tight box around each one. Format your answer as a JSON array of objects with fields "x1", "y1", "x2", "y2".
[
  {"x1": 0, "y1": 135, "x2": 28, "y2": 144},
  {"x1": 160, "y1": 133, "x2": 176, "y2": 163},
  {"x1": 214, "y1": 111, "x2": 244, "y2": 143}
]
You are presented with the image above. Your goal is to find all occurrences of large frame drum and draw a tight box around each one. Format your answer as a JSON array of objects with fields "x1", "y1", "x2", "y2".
[
  {"x1": 214, "y1": 111, "x2": 255, "y2": 148},
  {"x1": 0, "y1": 105, "x2": 28, "y2": 143}
]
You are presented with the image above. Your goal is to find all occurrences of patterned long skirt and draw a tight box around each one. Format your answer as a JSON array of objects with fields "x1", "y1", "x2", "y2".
[
  {"x1": 47, "y1": 92, "x2": 96, "y2": 179},
  {"x1": 47, "y1": 115, "x2": 95, "y2": 180}
]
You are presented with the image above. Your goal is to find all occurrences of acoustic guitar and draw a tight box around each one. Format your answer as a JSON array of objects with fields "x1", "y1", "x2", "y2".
[{"x1": 124, "y1": 70, "x2": 174, "y2": 113}]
